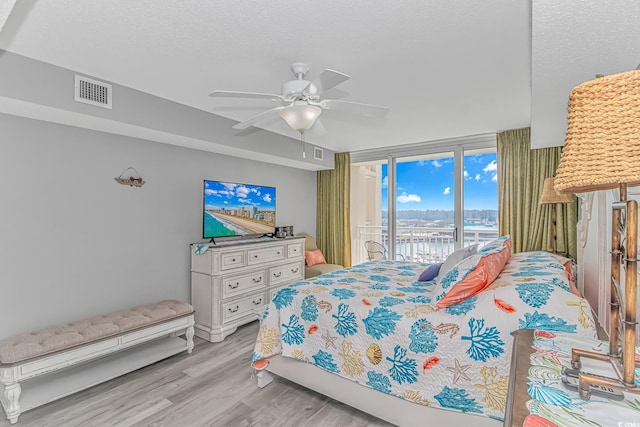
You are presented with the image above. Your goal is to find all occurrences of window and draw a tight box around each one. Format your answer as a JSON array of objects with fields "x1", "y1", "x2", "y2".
[{"x1": 350, "y1": 135, "x2": 498, "y2": 264}]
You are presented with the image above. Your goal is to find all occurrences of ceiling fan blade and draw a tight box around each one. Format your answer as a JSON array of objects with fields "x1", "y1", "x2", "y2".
[
  {"x1": 320, "y1": 99, "x2": 389, "y2": 118},
  {"x1": 308, "y1": 118, "x2": 327, "y2": 136},
  {"x1": 232, "y1": 106, "x2": 286, "y2": 130},
  {"x1": 209, "y1": 90, "x2": 283, "y2": 101},
  {"x1": 304, "y1": 69, "x2": 350, "y2": 97}
]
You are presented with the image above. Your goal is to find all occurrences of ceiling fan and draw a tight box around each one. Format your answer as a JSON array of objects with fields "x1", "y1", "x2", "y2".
[{"x1": 209, "y1": 62, "x2": 389, "y2": 134}]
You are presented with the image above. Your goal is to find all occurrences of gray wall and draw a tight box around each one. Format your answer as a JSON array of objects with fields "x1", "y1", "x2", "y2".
[{"x1": 0, "y1": 113, "x2": 317, "y2": 340}]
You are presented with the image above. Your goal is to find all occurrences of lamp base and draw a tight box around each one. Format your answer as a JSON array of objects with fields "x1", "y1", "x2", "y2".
[{"x1": 570, "y1": 187, "x2": 638, "y2": 399}]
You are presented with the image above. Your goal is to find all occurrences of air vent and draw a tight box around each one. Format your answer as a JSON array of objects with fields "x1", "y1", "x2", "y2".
[
  {"x1": 75, "y1": 75, "x2": 112, "y2": 109},
  {"x1": 313, "y1": 147, "x2": 324, "y2": 161}
]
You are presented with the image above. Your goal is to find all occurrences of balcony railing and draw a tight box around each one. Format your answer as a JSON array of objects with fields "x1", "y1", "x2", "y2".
[{"x1": 355, "y1": 225, "x2": 499, "y2": 265}]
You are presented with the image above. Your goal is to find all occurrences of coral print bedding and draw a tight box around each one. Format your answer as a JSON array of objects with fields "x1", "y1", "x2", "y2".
[{"x1": 252, "y1": 250, "x2": 597, "y2": 421}]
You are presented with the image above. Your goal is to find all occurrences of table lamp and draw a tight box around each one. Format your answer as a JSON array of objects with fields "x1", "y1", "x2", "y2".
[
  {"x1": 539, "y1": 177, "x2": 574, "y2": 254},
  {"x1": 555, "y1": 69, "x2": 640, "y2": 397}
]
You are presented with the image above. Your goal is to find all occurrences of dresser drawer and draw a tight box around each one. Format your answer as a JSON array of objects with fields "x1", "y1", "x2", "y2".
[
  {"x1": 220, "y1": 251, "x2": 245, "y2": 270},
  {"x1": 222, "y1": 291, "x2": 267, "y2": 323},
  {"x1": 247, "y1": 245, "x2": 285, "y2": 265},
  {"x1": 270, "y1": 261, "x2": 303, "y2": 286},
  {"x1": 221, "y1": 270, "x2": 266, "y2": 299},
  {"x1": 287, "y1": 242, "x2": 303, "y2": 258}
]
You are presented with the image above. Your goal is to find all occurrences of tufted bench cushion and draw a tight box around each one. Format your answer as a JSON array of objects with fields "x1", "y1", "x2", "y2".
[{"x1": 0, "y1": 300, "x2": 193, "y2": 365}]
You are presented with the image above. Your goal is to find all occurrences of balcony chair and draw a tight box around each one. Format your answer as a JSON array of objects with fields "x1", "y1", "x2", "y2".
[{"x1": 364, "y1": 240, "x2": 406, "y2": 261}]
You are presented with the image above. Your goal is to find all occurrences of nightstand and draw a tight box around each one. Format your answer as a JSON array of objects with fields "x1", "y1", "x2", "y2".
[
  {"x1": 504, "y1": 329, "x2": 637, "y2": 426},
  {"x1": 503, "y1": 329, "x2": 534, "y2": 426}
]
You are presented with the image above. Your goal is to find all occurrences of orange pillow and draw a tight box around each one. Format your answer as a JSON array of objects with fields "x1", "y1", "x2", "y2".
[
  {"x1": 305, "y1": 249, "x2": 326, "y2": 267},
  {"x1": 564, "y1": 261, "x2": 581, "y2": 297},
  {"x1": 434, "y1": 244, "x2": 511, "y2": 309}
]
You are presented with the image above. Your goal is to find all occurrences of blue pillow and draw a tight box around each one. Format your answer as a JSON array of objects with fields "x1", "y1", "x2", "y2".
[{"x1": 418, "y1": 263, "x2": 442, "y2": 281}]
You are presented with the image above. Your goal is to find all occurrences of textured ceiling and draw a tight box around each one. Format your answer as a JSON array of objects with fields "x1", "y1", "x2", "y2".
[
  {"x1": 3, "y1": 1, "x2": 637, "y2": 155},
  {"x1": 0, "y1": 0, "x2": 532, "y2": 153}
]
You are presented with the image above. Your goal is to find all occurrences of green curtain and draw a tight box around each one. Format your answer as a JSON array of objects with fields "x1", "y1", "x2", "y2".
[
  {"x1": 316, "y1": 152, "x2": 352, "y2": 267},
  {"x1": 497, "y1": 128, "x2": 578, "y2": 258}
]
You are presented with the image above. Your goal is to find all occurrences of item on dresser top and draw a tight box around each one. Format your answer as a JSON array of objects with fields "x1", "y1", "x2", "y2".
[
  {"x1": 0, "y1": 300, "x2": 194, "y2": 424},
  {"x1": 251, "y1": 251, "x2": 597, "y2": 425},
  {"x1": 202, "y1": 179, "x2": 276, "y2": 240}
]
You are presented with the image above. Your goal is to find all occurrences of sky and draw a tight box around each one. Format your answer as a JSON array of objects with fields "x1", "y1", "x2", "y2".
[
  {"x1": 381, "y1": 153, "x2": 498, "y2": 210},
  {"x1": 204, "y1": 180, "x2": 276, "y2": 211}
]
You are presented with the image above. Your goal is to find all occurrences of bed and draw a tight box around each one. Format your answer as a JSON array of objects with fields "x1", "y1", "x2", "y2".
[{"x1": 251, "y1": 238, "x2": 598, "y2": 426}]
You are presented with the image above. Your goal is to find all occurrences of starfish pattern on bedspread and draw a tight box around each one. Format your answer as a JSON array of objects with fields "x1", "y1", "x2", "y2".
[{"x1": 252, "y1": 255, "x2": 597, "y2": 421}]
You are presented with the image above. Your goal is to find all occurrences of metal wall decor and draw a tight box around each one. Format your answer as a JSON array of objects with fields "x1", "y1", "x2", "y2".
[{"x1": 114, "y1": 167, "x2": 145, "y2": 187}]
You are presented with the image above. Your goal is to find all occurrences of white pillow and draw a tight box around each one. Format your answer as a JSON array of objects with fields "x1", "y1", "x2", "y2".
[{"x1": 436, "y1": 244, "x2": 478, "y2": 282}]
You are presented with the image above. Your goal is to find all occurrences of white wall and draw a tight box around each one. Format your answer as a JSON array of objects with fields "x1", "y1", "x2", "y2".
[
  {"x1": 0, "y1": 113, "x2": 317, "y2": 340},
  {"x1": 531, "y1": 0, "x2": 640, "y2": 148}
]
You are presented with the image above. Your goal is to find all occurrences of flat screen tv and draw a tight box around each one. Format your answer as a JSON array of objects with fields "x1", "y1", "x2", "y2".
[{"x1": 203, "y1": 180, "x2": 276, "y2": 240}]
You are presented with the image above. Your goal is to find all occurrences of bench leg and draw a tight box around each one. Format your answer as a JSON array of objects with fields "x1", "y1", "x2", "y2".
[
  {"x1": 0, "y1": 381, "x2": 21, "y2": 424},
  {"x1": 186, "y1": 325, "x2": 195, "y2": 354}
]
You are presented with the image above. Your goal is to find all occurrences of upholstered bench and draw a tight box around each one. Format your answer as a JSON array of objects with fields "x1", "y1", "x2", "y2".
[{"x1": 0, "y1": 300, "x2": 195, "y2": 424}]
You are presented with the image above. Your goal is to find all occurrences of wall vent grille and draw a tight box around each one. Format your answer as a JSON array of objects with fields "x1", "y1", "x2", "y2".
[
  {"x1": 74, "y1": 75, "x2": 112, "y2": 109},
  {"x1": 313, "y1": 147, "x2": 324, "y2": 161}
]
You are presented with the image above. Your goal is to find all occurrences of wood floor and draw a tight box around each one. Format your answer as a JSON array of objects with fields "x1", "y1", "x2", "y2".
[{"x1": 0, "y1": 322, "x2": 394, "y2": 427}]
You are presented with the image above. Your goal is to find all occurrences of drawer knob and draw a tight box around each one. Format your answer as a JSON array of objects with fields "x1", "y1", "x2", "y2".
[
  {"x1": 252, "y1": 298, "x2": 263, "y2": 305},
  {"x1": 229, "y1": 282, "x2": 240, "y2": 289},
  {"x1": 228, "y1": 306, "x2": 239, "y2": 313},
  {"x1": 273, "y1": 272, "x2": 282, "y2": 278},
  {"x1": 291, "y1": 267, "x2": 299, "y2": 273},
  {"x1": 231, "y1": 258, "x2": 236, "y2": 262},
  {"x1": 277, "y1": 251, "x2": 281, "y2": 255},
  {"x1": 253, "y1": 276, "x2": 262, "y2": 283},
  {"x1": 253, "y1": 254, "x2": 258, "y2": 259}
]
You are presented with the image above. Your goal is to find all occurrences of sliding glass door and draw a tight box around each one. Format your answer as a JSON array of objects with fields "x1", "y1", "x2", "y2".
[
  {"x1": 351, "y1": 140, "x2": 498, "y2": 265},
  {"x1": 393, "y1": 152, "x2": 456, "y2": 262}
]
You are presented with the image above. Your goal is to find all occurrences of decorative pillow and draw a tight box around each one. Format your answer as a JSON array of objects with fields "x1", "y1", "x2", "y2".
[
  {"x1": 433, "y1": 243, "x2": 511, "y2": 309},
  {"x1": 304, "y1": 249, "x2": 326, "y2": 267},
  {"x1": 418, "y1": 263, "x2": 442, "y2": 282},
  {"x1": 478, "y1": 235, "x2": 511, "y2": 254},
  {"x1": 564, "y1": 261, "x2": 581, "y2": 297},
  {"x1": 436, "y1": 244, "x2": 478, "y2": 282}
]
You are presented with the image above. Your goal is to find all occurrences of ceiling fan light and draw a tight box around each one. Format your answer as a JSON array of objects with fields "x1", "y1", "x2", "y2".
[{"x1": 279, "y1": 104, "x2": 322, "y2": 133}]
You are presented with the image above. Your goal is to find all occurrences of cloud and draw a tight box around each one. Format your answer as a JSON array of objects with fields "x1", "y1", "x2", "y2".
[
  {"x1": 443, "y1": 187, "x2": 451, "y2": 195},
  {"x1": 417, "y1": 160, "x2": 426, "y2": 166},
  {"x1": 382, "y1": 176, "x2": 388, "y2": 188},
  {"x1": 235, "y1": 185, "x2": 250, "y2": 198},
  {"x1": 464, "y1": 170, "x2": 469, "y2": 178},
  {"x1": 432, "y1": 160, "x2": 443, "y2": 168},
  {"x1": 483, "y1": 160, "x2": 497, "y2": 173},
  {"x1": 397, "y1": 192, "x2": 421, "y2": 203},
  {"x1": 221, "y1": 182, "x2": 237, "y2": 191},
  {"x1": 475, "y1": 174, "x2": 481, "y2": 181},
  {"x1": 263, "y1": 194, "x2": 272, "y2": 203},
  {"x1": 492, "y1": 174, "x2": 498, "y2": 182}
]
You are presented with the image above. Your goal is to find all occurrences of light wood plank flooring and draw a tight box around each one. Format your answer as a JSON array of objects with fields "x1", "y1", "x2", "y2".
[{"x1": 0, "y1": 322, "x2": 394, "y2": 427}]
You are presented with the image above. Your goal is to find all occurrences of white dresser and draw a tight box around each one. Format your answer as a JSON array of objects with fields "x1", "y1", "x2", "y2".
[{"x1": 191, "y1": 237, "x2": 305, "y2": 342}]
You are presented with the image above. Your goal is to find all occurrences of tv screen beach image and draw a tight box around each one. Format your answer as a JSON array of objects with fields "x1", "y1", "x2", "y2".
[{"x1": 203, "y1": 180, "x2": 276, "y2": 238}]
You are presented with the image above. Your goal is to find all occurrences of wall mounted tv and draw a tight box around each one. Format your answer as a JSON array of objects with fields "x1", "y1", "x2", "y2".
[{"x1": 203, "y1": 180, "x2": 276, "y2": 240}]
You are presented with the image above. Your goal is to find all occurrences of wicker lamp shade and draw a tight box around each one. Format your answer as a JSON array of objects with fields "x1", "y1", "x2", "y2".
[
  {"x1": 555, "y1": 70, "x2": 640, "y2": 194},
  {"x1": 539, "y1": 177, "x2": 574, "y2": 204}
]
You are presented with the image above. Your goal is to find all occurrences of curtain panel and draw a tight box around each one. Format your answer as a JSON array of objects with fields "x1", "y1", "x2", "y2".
[
  {"x1": 317, "y1": 152, "x2": 352, "y2": 267},
  {"x1": 497, "y1": 128, "x2": 578, "y2": 258}
]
